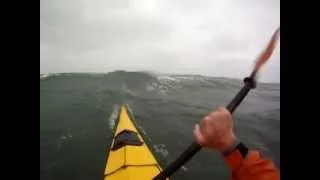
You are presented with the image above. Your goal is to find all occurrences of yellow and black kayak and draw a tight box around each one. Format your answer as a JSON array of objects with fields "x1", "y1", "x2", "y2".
[{"x1": 104, "y1": 105, "x2": 167, "y2": 180}]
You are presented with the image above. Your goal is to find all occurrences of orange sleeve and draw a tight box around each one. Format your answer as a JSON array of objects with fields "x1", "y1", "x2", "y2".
[{"x1": 224, "y1": 150, "x2": 280, "y2": 180}]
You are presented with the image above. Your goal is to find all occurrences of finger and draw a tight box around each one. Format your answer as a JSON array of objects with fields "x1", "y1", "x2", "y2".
[
  {"x1": 201, "y1": 115, "x2": 215, "y2": 132},
  {"x1": 193, "y1": 124, "x2": 206, "y2": 146},
  {"x1": 203, "y1": 115, "x2": 211, "y2": 124},
  {"x1": 215, "y1": 107, "x2": 231, "y2": 119},
  {"x1": 200, "y1": 116, "x2": 210, "y2": 129},
  {"x1": 209, "y1": 111, "x2": 217, "y2": 118},
  {"x1": 221, "y1": 109, "x2": 231, "y2": 118},
  {"x1": 217, "y1": 107, "x2": 231, "y2": 116},
  {"x1": 216, "y1": 107, "x2": 225, "y2": 112},
  {"x1": 221, "y1": 107, "x2": 231, "y2": 115}
]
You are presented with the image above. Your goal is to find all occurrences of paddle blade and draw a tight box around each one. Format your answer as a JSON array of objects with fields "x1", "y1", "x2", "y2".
[{"x1": 254, "y1": 27, "x2": 280, "y2": 74}]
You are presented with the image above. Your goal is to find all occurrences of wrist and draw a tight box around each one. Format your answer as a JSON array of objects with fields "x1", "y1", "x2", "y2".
[
  {"x1": 217, "y1": 133, "x2": 238, "y2": 152},
  {"x1": 220, "y1": 139, "x2": 240, "y2": 154},
  {"x1": 222, "y1": 142, "x2": 249, "y2": 172},
  {"x1": 222, "y1": 141, "x2": 249, "y2": 159}
]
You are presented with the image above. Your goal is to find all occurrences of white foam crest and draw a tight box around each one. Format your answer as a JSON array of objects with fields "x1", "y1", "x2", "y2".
[
  {"x1": 108, "y1": 104, "x2": 120, "y2": 130},
  {"x1": 174, "y1": 75, "x2": 206, "y2": 82},
  {"x1": 60, "y1": 133, "x2": 73, "y2": 141},
  {"x1": 157, "y1": 75, "x2": 178, "y2": 82},
  {"x1": 146, "y1": 75, "x2": 182, "y2": 93},
  {"x1": 40, "y1": 73, "x2": 50, "y2": 80},
  {"x1": 146, "y1": 83, "x2": 156, "y2": 92},
  {"x1": 181, "y1": 166, "x2": 188, "y2": 172},
  {"x1": 40, "y1": 73, "x2": 60, "y2": 80},
  {"x1": 153, "y1": 143, "x2": 169, "y2": 158}
]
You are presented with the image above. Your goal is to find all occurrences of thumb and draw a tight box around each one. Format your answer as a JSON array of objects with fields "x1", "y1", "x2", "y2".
[{"x1": 193, "y1": 124, "x2": 206, "y2": 146}]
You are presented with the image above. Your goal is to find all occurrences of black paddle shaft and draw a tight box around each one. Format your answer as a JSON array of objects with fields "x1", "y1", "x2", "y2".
[{"x1": 153, "y1": 77, "x2": 256, "y2": 180}]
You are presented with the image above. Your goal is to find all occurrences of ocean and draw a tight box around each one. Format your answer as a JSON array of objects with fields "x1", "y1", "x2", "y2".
[{"x1": 40, "y1": 71, "x2": 280, "y2": 180}]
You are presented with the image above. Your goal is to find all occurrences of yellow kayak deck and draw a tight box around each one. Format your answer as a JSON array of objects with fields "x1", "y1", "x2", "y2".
[{"x1": 104, "y1": 105, "x2": 165, "y2": 180}]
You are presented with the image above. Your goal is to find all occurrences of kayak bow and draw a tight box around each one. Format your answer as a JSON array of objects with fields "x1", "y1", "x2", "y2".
[{"x1": 104, "y1": 105, "x2": 166, "y2": 180}]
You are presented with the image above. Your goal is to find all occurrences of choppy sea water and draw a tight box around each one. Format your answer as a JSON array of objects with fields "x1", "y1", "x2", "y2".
[{"x1": 40, "y1": 71, "x2": 280, "y2": 180}]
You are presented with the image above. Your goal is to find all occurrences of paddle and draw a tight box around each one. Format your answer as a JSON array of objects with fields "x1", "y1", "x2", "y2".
[{"x1": 153, "y1": 27, "x2": 280, "y2": 180}]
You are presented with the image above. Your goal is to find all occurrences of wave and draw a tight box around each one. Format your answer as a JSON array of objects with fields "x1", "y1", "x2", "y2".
[
  {"x1": 40, "y1": 73, "x2": 52, "y2": 80},
  {"x1": 40, "y1": 71, "x2": 279, "y2": 95},
  {"x1": 107, "y1": 104, "x2": 120, "y2": 130}
]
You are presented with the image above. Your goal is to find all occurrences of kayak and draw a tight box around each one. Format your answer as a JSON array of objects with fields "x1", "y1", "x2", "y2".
[{"x1": 104, "y1": 104, "x2": 167, "y2": 180}]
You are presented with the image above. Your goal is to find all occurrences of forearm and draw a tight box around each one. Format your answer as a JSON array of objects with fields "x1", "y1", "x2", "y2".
[{"x1": 222, "y1": 142, "x2": 280, "y2": 180}]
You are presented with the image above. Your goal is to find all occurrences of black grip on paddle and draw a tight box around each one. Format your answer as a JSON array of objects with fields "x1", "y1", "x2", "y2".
[
  {"x1": 153, "y1": 77, "x2": 256, "y2": 180},
  {"x1": 226, "y1": 77, "x2": 255, "y2": 113}
]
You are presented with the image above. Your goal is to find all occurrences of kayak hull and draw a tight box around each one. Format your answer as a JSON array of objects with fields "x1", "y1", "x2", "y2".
[{"x1": 104, "y1": 105, "x2": 166, "y2": 180}]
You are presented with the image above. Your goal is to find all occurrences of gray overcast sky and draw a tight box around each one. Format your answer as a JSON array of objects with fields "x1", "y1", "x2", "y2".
[{"x1": 40, "y1": 0, "x2": 280, "y2": 83}]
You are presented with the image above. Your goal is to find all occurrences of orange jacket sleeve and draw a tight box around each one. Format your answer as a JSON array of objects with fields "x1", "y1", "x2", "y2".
[{"x1": 224, "y1": 149, "x2": 280, "y2": 180}]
